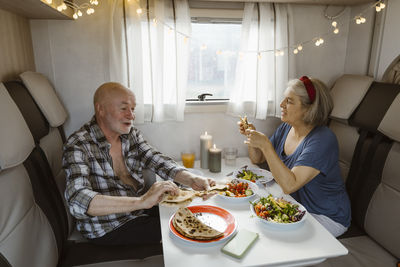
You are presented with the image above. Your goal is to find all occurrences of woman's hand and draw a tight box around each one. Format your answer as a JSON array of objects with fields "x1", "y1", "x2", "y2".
[
  {"x1": 244, "y1": 129, "x2": 272, "y2": 150},
  {"x1": 237, "y1": 118, "x2": 256, "y2": 135}
]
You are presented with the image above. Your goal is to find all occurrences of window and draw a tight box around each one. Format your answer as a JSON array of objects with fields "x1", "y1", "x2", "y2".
[{"x1": 186, "y1": 18, "x2": 242, "y2": 101}]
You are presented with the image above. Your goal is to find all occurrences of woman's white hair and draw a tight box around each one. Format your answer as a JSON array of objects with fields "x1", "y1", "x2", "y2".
[{"x1": 286, "y1": 78, "x2": 333, "y2": 126}]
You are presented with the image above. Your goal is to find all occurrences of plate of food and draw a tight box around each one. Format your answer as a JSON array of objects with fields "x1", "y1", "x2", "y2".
[
  {"x1": 217, "y1": 178, "x2": 258, "y2": 202},
  {"x1": 169, "y1": 205, "x2": 237, "y2": 244},
  {"x1": 233, "y1": 166, "x2": 274, "y2": 185},
  {"x1": 250, "y1": 194, "x2": 307, "y2": 230}
]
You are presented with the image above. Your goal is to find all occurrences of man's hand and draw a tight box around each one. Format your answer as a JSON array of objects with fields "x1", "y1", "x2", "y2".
[
  {"x1": 174, "y1": 171, "x2": 216, "y2": 196},
  {"x1": 140, "y1": 181, "x2": 179, "y2": 209}
]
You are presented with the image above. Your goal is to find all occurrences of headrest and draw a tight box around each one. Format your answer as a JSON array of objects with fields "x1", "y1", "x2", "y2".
[
  {"x1": 0, "y1": 83, "x2": 35, "y2": 170},
  {"x1": 378, "y1": 93, "x2": 400, "y2": 142},
  {"x1": 349, "y1": 82, "x2": 400, "y2": 133},
  {"x1": 4, "y1": 81, "x2": 49, "y2": 143},
  {"x1": 330, "y1": 74, "x2": 373, "y2": 120},
  {"x1": 19, "y1": 71, "x2": 68, "y2": 127}
]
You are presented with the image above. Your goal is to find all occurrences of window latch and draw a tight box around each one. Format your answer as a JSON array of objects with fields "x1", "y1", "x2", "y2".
[{"x1": 198, "y1": 93, "x2": 213, "y2": 101}]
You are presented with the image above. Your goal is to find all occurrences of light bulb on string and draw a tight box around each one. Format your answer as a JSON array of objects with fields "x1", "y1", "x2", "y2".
[
  {"x1": 293, "y1": 48, "x2": 298, "y2": 54},
  {"x1": 334, "y1": 28, "x2": 339, "y2": 34},
  {"x1": 376, "y1": 6, "x2": 381, "y2": 12},
  {"x1": 356, "y1": 17, "x2": 361, "y2": 24},
  {"x1": 57, "y1": 5, "x2": 63, "y2": 11},
  {"x1": 360, "y1": 17, "x2": 366, "y2": 23},
  {"x1": 46, "y1": 0, "x2": 52, "y2": 4},
  {"x1": 136, "y1": 8, "x2": 142, "y2": 14},
  {"x1": 297, "y1": 45, "x2": 303, "y2": 51},
  {"x1": 78, "y1": 10, "x2": 82, "y2": 16},
  {"x1": 152, "y1": 18, "x2": 158, "y2": 26},
  {"x1": 331, "y1": 21, "x2": 337, "y2": 27},
  {"x1": 73, "y1": 13, "x2": 78, "y2": 19}
]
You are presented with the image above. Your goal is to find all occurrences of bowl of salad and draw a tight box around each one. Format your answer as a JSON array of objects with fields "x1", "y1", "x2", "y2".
[
  {"x1": 233, "y1": 166, "x2": 274, "y2": 184},
  {"x1": 217, "y1": 179, "x2": 258, "y2": 202},
  {"x1": 250, "y1": 194, "x2": 307, "y2": 229}
]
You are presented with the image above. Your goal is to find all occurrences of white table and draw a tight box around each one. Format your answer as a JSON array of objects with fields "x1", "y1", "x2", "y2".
[{"x1": 160, "y1": 157, "x2": 348, "y2": 267}]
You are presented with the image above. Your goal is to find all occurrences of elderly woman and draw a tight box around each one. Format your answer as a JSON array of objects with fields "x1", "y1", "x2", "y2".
[{"x1": 239, "y1": 76, "x2": 350, "y2": 237}]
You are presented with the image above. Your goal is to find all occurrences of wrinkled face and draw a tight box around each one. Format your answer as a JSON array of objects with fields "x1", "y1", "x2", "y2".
[
  {"x1": 280, "y1": 89, "x2": 308, "y2": 125},
  {"x1": 101, "y1": 90, "x2": 136, "y2": 135}
]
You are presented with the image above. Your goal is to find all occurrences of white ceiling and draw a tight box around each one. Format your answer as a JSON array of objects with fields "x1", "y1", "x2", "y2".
[{"x1": 0, "y1": 0, "x2": 376, "y2": 19}]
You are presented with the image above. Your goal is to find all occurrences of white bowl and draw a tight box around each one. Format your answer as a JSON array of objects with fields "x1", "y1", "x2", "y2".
[
  {"x1": 233, "y1": 167, "x2": 274, "y2": 184},
  {"x1": 217, "y1": 179, "x2": 258, "y2": 203},
  {"x1": 250, "y1": 196, "x2": 307, "y2": 230}
]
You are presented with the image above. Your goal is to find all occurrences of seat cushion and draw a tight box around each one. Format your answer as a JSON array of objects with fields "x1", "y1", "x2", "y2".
[
  {"x1": 74, "y1": 255, "x2": 164, "y2": 267},
  {"x1": 315, "y1": 236, "x2": 397, "y2": 267}
]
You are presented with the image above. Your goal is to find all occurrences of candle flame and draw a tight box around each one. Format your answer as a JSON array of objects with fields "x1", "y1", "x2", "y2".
[
  {"x1": 205, "y1": 131, "x2": 208, "y2": 135},
  {"x1": 213, "y1": 144, "x2": 216, "y2": 149}
]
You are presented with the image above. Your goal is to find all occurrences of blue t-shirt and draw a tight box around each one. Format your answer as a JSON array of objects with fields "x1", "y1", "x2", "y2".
[{"x1": 270, "y1": 123, "x2": 351, "y2": 227}]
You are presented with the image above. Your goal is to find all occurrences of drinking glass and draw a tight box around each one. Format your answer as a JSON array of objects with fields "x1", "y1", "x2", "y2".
[
  {"x1": 224, "y1": 147, "x2": 238, "y2": 166},
  {"x1": 181, "y1": 151, "x2": 195, "y2": 168}
]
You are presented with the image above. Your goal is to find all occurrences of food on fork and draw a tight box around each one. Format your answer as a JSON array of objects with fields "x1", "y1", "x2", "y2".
[{"x1": 240, "y1": 115, "x2": 250, "y2": 130}]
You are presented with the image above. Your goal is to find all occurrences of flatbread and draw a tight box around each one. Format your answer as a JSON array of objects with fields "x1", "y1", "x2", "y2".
[
  {"x1": 240, "y1": 115, "x2": 249, "y2": 129},
  {"x1": 195, "y1": 184, "x2": 228, "y2": 197},
  {"x1": 160, "y1": 189, "x2": 196, "y2": 207},
  {"x1": 172, "y1": 207, "x2": 224, "y2": 240}
]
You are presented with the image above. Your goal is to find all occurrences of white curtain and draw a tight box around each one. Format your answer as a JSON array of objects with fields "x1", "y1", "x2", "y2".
[
  {"x1": 227, "y1": 3, "x2": 291, "y2": 119},
  {"x1": 109, "y1": 0, "x2": 190, "y2": 123}
]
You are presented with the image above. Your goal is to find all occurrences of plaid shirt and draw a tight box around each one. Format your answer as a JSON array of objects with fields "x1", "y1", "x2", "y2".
[{"x1": 63, "y1": 116, "x2": 185, "y2": 239}]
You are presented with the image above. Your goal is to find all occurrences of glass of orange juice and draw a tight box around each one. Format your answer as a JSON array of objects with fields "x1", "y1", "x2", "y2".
[{"x1": 181, "y1": 151, "x2": 195, "y2": 168}]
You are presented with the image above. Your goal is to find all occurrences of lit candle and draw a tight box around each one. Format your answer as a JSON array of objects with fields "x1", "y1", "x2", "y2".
[
  {"x1": 200, "y1": 132, "x2": 213, "y2": 169},
  {"x1": 208, "y1": 144, "x2": 222, "y2": 173}
]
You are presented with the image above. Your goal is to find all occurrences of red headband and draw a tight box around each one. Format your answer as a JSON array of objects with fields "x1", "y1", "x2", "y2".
[{"x1": 299, "y1": 76, "x2": 316, "y2": 103}]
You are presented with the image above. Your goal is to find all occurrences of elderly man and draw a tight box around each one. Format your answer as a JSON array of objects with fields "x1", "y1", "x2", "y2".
[{"x1": 63, "y1": 82, "x2": 215, "y2": 245}]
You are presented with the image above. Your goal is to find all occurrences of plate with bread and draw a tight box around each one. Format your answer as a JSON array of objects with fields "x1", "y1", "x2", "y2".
[{"x1": 169, "y1": 206, "x2": 237, "y2": 244}]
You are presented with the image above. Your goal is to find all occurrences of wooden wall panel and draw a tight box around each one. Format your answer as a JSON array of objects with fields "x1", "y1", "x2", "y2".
[{"x1": 0, "y1": 8, "x2": 35, "y2": 82}]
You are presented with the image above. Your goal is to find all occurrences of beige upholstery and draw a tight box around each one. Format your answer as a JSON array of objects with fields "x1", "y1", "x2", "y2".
[
  {"x1": 330, "y1": 74, "x2": 373, "y2": 120},
  {"x1": 378, "y1": 93, "x2": 400, "y2": 142},
  {"x1": 19, "y1": 71, "x2": 68, "y2": 127},
  {"x1": 364, "y1": 142, "x2": 400, "y2": 258},
  {"x1": 329, "y1": 120, "x2": 359, "y2": 181},
  {"x1": 0, "y1": 84, "x2": 34, "y2": 170},
  {"x1": 0, "y1": 84, "x2": 59, "y2": 266},
  {"x1": 315, "y1": 236, "x2": 397, "y2": 267},
  {"x1": 75, "y1": 255, "x2": 164, "y2": 267}
]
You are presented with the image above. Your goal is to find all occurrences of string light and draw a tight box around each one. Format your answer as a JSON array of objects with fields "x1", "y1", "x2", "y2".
[
  {"x1": 48, "y1": 0, "x2": 99, "y2": 19},
  {"x1": 333, "y1": 28, "x2": 339, "y2": 34},
  {"x1": 136, "y1": 8, "x2": 143, "y2": 14},
  {"x1": 331, "y1": 21, "x2": 337, "y2": 27}
]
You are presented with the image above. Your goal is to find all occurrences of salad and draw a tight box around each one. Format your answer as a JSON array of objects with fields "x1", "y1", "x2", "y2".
[
  {"x1": 236, "y1": 167, "x2": 263, "y2": 182},
  {"x1": 219, "y1": 179, "x2": 254, "y2": 198},
  {"x1": 251, "y1": 195, "x2": 306, "y2": 223}
]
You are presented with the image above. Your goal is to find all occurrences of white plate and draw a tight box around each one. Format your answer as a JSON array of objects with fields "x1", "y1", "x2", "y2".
[
  {"x1": 250, "y1": 196, "x2": 307, "y2": 230},
  {"x1": 233, "y1": 167, "x2": 274, "y2": 185},
  {"x1": 217, "y1": 179, "x2": 258, "y2": 203}
]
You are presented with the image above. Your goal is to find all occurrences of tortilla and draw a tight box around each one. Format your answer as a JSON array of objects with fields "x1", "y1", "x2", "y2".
[
  {"x1": 160, "y1": 189, "x2": 196, "y2": 207},
  {"x1": 240, "y1": 115, "x2": 249, "y2": 129},
  {"x1": 195, "y1": 184, "x2": 228, "y2": 197},
  {"x1": 172, "y1": 207, "x2": 224, "y2": 240}
]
